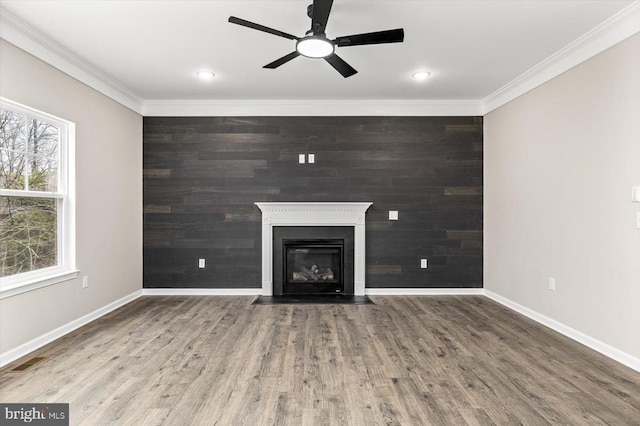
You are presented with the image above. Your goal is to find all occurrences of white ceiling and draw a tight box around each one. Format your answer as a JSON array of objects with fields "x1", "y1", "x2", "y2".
[{"x1": 0, "y1": 0, "x2": 638, "y2": 114}]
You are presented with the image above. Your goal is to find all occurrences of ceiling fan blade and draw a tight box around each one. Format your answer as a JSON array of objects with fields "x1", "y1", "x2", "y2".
[
  {"x1": 229, "y1": 16, "x2": 298, "y2": 40},
  {"x1": 324, "y1": 53, "x2": 357, "y2": 78},
  {"x1": 333, "y1": 28, "x2": 404, "y2": 47},
  {"x1": 264, "y1": 51, "x2": 301, "y2": 69},
  {"x1": 311, "y1": 0, "x2": 333, "y2": 34}
]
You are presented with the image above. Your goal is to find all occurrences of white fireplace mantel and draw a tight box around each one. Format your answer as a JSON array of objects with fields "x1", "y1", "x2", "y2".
[{"x1": 255, "y1": 202, "x2": 373, "y2": 296}]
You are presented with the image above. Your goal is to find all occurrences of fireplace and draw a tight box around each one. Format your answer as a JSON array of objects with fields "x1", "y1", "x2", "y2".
[
  {"x1": 285, "y1": 240, "x2": 342, "y2": 293},
  {"x1": 255, "y1": 202, "x2": 372, "y2": 296},
  {"x1": 273, "y1": 227, "x2": 354, "y2": 295}
]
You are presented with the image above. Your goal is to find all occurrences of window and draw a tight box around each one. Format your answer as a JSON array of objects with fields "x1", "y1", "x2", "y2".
[{"x1": 0, "y1": 98, "x2": 76, "y2": 298}]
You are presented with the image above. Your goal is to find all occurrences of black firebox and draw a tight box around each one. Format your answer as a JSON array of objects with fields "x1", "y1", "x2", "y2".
[
  {"x1": 284, "y1": 239, "x2": 343, "y2": 294},
  {"x1": 273, "y1": 227, "x2": 354, "y2": 296}
]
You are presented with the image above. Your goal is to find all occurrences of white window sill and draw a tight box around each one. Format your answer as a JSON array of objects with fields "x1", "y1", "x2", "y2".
[{"x1": 0, "y1": 269, "x2": 79, "y2": 300}]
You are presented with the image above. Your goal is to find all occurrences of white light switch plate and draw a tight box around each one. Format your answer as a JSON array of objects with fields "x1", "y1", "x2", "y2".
[
  {"x1": 389, "y1": 211, "x2": 398, "y2": 220},
  {"x1": 308, "y1": 154, "x2": 315, "y2": 163},
  {"x1": 198, "y1": 258, "x2": 206, "y2": 268},
  {"x1": 633, "y1": 186, "x2": 640, "y2": 202},
  {"x1": 298, "y1": 154, "x2": 305, "y2": 164},
  {"x1": 420, "y1": 259, "x2": 428, "y2": 268}
]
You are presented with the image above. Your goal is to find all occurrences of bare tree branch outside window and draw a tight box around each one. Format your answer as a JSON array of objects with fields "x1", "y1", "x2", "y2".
[{"x1": 0, "y1": 108, "x2": 59, "y2": 277}]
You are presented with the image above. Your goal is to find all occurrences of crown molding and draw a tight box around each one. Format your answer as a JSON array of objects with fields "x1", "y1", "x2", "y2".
[
  {"x1": 141, "y1": 99, "x2": 484, "y2": 116},
  {"x1": 0, "y1": 6, "x2": 144, "y2": 114},
  {"x1": 1, "y1": 2, "x2": 637, "y2": 117},
  {"x1": 483, "y1": 1, "x2": 640, "y2": 114}
]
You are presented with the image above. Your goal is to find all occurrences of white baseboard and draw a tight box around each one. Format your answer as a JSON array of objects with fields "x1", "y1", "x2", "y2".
[
  {"x1": 484, "y1": 290, "x2": 640, "y2": 373},
  {"x1": 142, "y1": 288, "x2": 261, "y2": 296},
  {"x1": 366, "y1": 288, "x2": 484, "y2": 296},
  {"x1": 145, "y1": 288, "x2": 485, "y2": 296},
  {"x1": 0, "y1": 289, "x2": 143, "y2": 368}
]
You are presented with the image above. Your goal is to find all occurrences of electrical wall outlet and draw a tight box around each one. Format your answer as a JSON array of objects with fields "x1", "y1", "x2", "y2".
[
  {"x1": 198, "y1": 258, "x2": 206, "y2": 269},
  {"x1": 632, "y1": 186, "x2": 640, "y2": 202},
  {"x1": 82, "y1": 276, "x2": 89, "y2": 288},
  {"x1": 420, "y1": 259, "x2": 428, "y2": 269},
  {"x1": 298, "y1": 154, "x2": 306, "y2": 164},
  {"x1": 548, "y1": 277, "x2": 556, "y2": 291},
  {"x1": 308, "y1": 154, "x2": 315, "y2": 163},
  {"x1": 389, "y1": 211, "x2": 398, "y2": 220}
]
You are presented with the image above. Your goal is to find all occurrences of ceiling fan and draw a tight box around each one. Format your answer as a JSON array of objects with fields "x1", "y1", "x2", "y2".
[{"x1": 228, "y1": 0, "x2": 404, "y2": 78}]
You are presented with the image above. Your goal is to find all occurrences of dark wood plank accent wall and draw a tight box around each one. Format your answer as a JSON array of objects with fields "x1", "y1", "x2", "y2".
[{"x1": 143, "y1": 116, "x2": 483, "y2": 289}]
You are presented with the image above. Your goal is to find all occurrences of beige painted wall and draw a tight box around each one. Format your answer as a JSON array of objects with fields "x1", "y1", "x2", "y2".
[
  {"x1": 484, "y1": 34, "x2": 640, "y2": 359},
  {"x1": 0, "y1": 40, "x2": 142, "y2": 353}
]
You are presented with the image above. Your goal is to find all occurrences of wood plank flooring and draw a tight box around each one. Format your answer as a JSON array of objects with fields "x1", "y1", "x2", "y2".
[{"x1": 1, "y1": 296, "x2": 638, "y2": 425}]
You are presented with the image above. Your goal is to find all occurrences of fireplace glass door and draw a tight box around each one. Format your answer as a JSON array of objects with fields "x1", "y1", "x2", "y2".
[{"x1": 284, "y1": 239, "x2": 343, "y2": 294}]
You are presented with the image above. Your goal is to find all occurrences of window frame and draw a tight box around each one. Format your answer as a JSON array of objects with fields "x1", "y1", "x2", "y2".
[{"x1": 0, "y1": 97, "x2": 77, "y2": 299}]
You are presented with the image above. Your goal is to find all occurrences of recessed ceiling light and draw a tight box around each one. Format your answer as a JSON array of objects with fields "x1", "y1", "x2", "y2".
[
  {"x1": 196, "y1": 71, "x2": 215, "y2": 80},
  {"x1": 411, "y1": 71, "x2": 431, "y2": 81}
]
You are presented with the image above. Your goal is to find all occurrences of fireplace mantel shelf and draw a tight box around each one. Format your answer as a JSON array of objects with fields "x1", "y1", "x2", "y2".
[{"x1": 255, "y1": 202, "x2": 373, "y2": 296}]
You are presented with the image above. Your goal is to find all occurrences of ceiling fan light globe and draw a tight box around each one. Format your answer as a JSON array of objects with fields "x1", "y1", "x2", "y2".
[{"x1": 296, "y1": 37, "x2": 334, "y2": 58}]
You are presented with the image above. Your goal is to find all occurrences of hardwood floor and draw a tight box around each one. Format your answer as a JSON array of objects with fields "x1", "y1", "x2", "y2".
[{"x1": 1, "y1": 296, "x2": 638, "y2": 425}]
